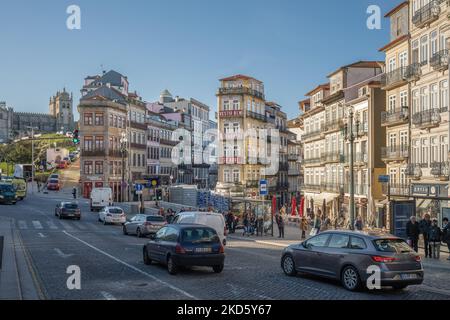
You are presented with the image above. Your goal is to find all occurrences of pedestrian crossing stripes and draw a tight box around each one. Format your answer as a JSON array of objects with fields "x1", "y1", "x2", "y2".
[
  {"x1": 18, "y1": 220, "x2": 28, "y2": 230},
  {"x1": 32, "y1": 221, "x2": 43, "y2": 230},
  {"x1": 46, "y1": 221, "x2": 58, "y2": 230},
  {"x1": 16, "y1": 220, "x2": 111, "y2": 232},
  {"x1": 59, "y1": 221, "x2": 76, "y2": 231}
]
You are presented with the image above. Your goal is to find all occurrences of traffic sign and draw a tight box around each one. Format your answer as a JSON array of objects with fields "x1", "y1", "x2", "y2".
[
  {"x1": 136, "y1": 184, "x2": 143, "y2": 191},
  {"x1": 378, "y1": 175, "x2": 390, "y2": 183},
  {"x1": 259, "y1": 179, "x2": 268, "y2": 196}
]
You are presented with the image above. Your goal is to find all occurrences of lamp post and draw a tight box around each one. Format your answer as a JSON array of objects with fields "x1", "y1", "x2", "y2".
[
  {"x1": 120, "y1": 131, "x2": 128, "y2": 202},
  {"x1": 26, "y1": 126, "x2": 38, "y2": 194},
  {"x1": 343, "y1": 108, "x2": 360, "y2": 230}
]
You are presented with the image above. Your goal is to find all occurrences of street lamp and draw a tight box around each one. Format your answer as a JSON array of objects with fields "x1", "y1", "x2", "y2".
[
  {"x1": 120, "y1": 131, "x2": 128, "y2": 202},
  {"x1": 343, "y1": 108, "x2": 360, "y2": 230},
  {"x1": 26, "y1": 126, "x2": 38, "y2": 194}
]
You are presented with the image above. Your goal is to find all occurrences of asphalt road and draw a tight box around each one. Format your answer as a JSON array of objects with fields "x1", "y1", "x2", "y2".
[{"x1": 2, "y1": 190, "x2": 450, "y2": 300}]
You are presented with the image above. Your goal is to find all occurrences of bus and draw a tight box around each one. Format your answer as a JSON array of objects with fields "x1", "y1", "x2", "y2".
[{"x1": 0, "y1": 176, "x2": 27, "y2": 200}]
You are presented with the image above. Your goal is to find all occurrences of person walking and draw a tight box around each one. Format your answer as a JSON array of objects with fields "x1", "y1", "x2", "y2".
[
  {"x1": 442, "y1": 218, "x2": 450, "y2": 261},
  {"x1": 428, "y1": 219, "x2": 442, "y2": 259},
  {"x1": 276, "y1": 214, "x2": 285, "y2": 238},
  {"x1": 312, "y1": 212, "x2": 321, "y2": 235},
  {"x1": 419, "y1": 213, "x2": 432, "y2": 258},
  {"x1": 406, "y1": 216, "x2": 420, "y2": 252},
  {"x1": 354, "y1": 215, "x2": 363, "y2": 231},
  {"x1": 243, "y1": 214, "x2": 249, "y2": 237},
  {"x1": 300, "y1": 215, "x2": 308, "y2": 240},
  {"x1": 72, "y1": 186, "x2": 77, "y2": 199}
]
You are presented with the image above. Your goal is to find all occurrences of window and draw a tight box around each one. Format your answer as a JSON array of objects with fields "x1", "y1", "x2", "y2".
[
  {"x1": 400, "y1": 91, "x2": 408, "y2": 108},
  {"x1": 95, "y1": 136, "x2": 104, "y2": 150},
  {"x1": 388, "y1": 57, "x2": 396, "y2": 72},
  {"x1": 84, "y1": 136, "x2": 93, "y2": 151},
  {"x1": 305, "y1": 234, "x2": 329, "y2": 248},
  {"x1": 440, "y1": 80, "x2": 448, "y2": 111},
  {"x1": 412, "y1": 40, "x2": 419, "y2": 64},
  {"x1": 396, "y1": 16, "x2": 402, "y2": 36},
  {"x1": 232, "y1": 100, "x2": 239, "y2": 110},
  {"x1": 224, "y1": 169, "x2": 231, "y2": 183},
  {"x1": 399, "y1": 51, "x2": 408, "y2": 67},
  {"x1": 84, "y1": 161, "x2": 93, "y2": 175},
  {"x1": 350, "y1": 237, "x2": 367, "y2": 249},
  {"x1": 420, "y1": 87, "x2": 428, "y2": 111},
  {"x1": 84, "y1": 113, "x2": 93, "y2": 126},
  {"x1": 223, "y1": 101, "x2": 229, "y2": 111},
  {"x1": 95, "y1": 113, "x2": 104, "y2": 126},
  {"x1": 109, "y1": 114, "x2": 114, "y2": 126},
  {"x1": 412, "y1": 90, "x2": 419, "y2": 114},
  {"x1": 95, "y1": 161, "x2": 103, "y2": 174},
  {"x1": 109, "y1": 161, "x2": 114, "y2": 175},
  {"x1": 388, "y1": 95, "x2": 396, "y2": 113},
  {"x1": 233, "y1": 169, "x2": 240, "y2": 183},
  {"x1": 431, "y1": 30, "x2": 438, "y2": 57},
  {"x1": 430, "y1": 84, "x2": 438, "y2": 109},
  {"x1": 327, "y1": 234, "x2": 350, "y2": 249},
  {"x1": 420, "y1": 35, "x2": 428, "y2": 64}
]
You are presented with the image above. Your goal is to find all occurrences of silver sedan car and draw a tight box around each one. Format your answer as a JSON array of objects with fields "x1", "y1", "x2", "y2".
[
  {"x1": 123, "y1": 214, "x2": 167, "y2": 238},
  {"x1": 281, "y1": 230, "x2": 424, "y2": 291}
]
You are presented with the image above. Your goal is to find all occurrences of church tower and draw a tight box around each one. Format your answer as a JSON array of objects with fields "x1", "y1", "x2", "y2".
[{"x1": 49, "y1": 88, "x2": 74, "y2": 132}]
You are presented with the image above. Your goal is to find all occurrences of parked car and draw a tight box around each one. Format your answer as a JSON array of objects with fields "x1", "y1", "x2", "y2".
[
  {"x1": 143, "y1": 224, "x2": 225, "y2": 275},
  {"x1": 55, "y1": 202, "x2": 81, "y2": 220},
  {"x1": 90, "y1": 187, "x2": 113, "y2": 212},
  {"x1": 123, "y1": 214, "x2": 167, "y2": 237},
  {"x1": 281, "y1": 230, "x2": 424, "y2": 291},
  {"x1": 0, "y1": 183, "x2": 17, "y2": 205},
  {"x1": 172, "y1": 212, "x2": 227, "y2": 245},
  {"x1": 47, "y1": 179, "x2": 61, "y2": 191},
  {"x1": 49, "y1": 174, "x2": 59, "y2": 180},
  {"x1": 63, "y1": 157, "x2": 71, "y2": 164},
  {"x1": 57, "y1": 161, "x2": 68, "y2": 169},
  {"x1": 98, "y1": 206, "x2": 126, "y2": 225}
]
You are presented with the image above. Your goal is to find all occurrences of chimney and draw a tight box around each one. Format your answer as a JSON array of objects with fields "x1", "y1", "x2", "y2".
[{"x1": 175, "y1": 96, "x2": 180, "y2": 102}]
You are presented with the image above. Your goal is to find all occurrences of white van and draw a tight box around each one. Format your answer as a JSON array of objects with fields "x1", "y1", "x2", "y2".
[
  {"x1": 173, "y1": 212, "x2": 227, "y2": 245},
  {"x1": 90, "y1": 188, "x2": 113, "y2": 212}
]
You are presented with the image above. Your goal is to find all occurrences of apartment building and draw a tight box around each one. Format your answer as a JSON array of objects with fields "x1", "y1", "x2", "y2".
[
  {"x1": 287, "y1": 117, "x2": 304, "y2": 195},
  {"x1": 406, "y1": 0, "x2": 450, "y2": 219},
  {"x1": 127, "y1": 93, "x2": 147, "y2": 183}
]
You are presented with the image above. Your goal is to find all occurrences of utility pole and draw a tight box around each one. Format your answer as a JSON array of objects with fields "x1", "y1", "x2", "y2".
[
  {"x1": 120, "y1": 131, "x2": 128, "y2": 203},
  {"x1": 26, "y1": 126, "x2": 38, "y2": 195},
  {"x1": 344, "y1": 109, "x2": 359, "y2": 230}
]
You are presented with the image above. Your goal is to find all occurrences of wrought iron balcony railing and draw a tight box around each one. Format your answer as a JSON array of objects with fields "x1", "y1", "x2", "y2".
[
  {"x1": 322, "y1": 118, "x2": 345, "y2": 133},
  {"x1": 217, "y1": 86, "x2": 265, "y2": 100},
  {"x1": 404, "y1": 63, "x2": 422, "y2": 82},
  {"x1": 405, "y1": 163, "x2": 423, "y2": 179},
  {"x1": 381, "y1": 108, "x2": 409, "y2": 126},
  {"x1": 301, "y1": 184, "x2": 322, "y2": 192},
  {"x1": 381, "y1": 146, "x2": 409, "y2": 161},
  {"x1": 412, "y1": 0, "x2": 444, "y2": 28},
  {"x1": 246, "y1": 111, "x2": 266, "y2": 121},
  {"x1": 301, "y1": 128, "x2": 323, "y2": 141},
  {"x1": 382, "y1": 183, "x2": 411, "y2": 196},
  {"x1": 381, "y1": 67, "x2": 408, "y2": 89},
  {"x1": 321, "y1": 152, "x2": 344, "y2": 164},
  {"x1": 431, "y1": 161, "x2": 450, "y2": 179},
  {"x1": 412, "y1": 108, "x2": 441, "y2": 129},
  {"x1": 430, "y1": 49, "x2": 449, "y2": 71},
  {"x1": 303, "y1": 157, "x2": 322, "y2": 165},
  {"x1": 81, "y1": 149, "x2": 106, "y2": 157}
]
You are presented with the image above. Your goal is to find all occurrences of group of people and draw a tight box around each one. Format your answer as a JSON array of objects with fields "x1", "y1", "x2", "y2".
[{"x1": 406, "y1": 215, "x2": 450, "y2": 260}]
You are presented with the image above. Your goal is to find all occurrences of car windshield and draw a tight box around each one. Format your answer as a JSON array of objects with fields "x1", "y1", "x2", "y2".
[
  {"x1": 109, "y1": 208, "x2": 124, "y2": 214},
  {"x1": 373, "y1": 239, "x2": 414, "y2": 253},
  {"x1": 64, "y1": 203, "x2": 78, "y2": 209},
  {"x1": 181, "y1": 228, "x2": 220, "y2": 244},
  {"x1": 0, "y1": 184, "x2": 14, "y2": 192},
  {"x1": 49, "y1": 180, "x2": 58, "y2": 184},
  {"x1": 147, "y1": 216, "x2": 165, "y2": 222}
]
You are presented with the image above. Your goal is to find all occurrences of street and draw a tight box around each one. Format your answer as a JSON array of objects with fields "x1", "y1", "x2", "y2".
[{"x1": 1, "y1": 189, "x2": 450, "y2": 300}]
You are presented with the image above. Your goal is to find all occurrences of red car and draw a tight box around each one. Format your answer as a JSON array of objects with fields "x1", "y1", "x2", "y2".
[
  {"x1": 57, "y1": 161, "x2": 68, "y2": 169},
  {"x1": 47, "y1": 179, "x2": 61, "y2": 191}
]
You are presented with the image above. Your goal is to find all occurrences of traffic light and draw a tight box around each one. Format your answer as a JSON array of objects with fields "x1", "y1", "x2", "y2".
[
  {"x1": 72, "y1": 130, "x2": 80, "y2": 145},
  {"x1": 156, "y1": 189, "x2": 163, "y2": 201}
]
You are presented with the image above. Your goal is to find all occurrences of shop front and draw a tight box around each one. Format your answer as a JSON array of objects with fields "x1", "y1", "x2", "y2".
[{"x1": 411, "y1": 183, "x2": 449, "y2": 222}]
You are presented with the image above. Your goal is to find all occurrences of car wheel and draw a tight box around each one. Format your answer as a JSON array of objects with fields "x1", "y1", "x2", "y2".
[
  {"x1": 392, "y1": 284, "x2": 408, "y2": 290},
  {"x1": 143, "y1": 248, "x2": 152, "y2": 265},
  {"x1": 212, "y1": 265, "x2": 224, "y2": 273},
  {"x1": 59, "y1": 214, "x2": 63, "y2": 220},
  {"x1": 167, "y1": 256, "x2": 178, "y2": 275},
  {"x1": 281, "y1": 254, "x2": 297, "y2": 276},
  {"x1": 136, "y1": 228, "x2": 142, "y2": 238},
  {"x1": 123, "y1": 226, "x2": 128, "y2": 235},
  {"x1": 341, "y1": 266, "x2": 362, "y2": 291},
  {"x1": 77, "y1": 217, "x2": 81, "y2": 221}
]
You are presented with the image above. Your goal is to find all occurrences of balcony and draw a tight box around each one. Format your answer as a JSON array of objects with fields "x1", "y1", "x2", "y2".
[
  {"x1": 405, "y1": 164, "x2": 423, "y2": 179},
  {"x1": 130, "y1": 121, "x2": 147, "y2": 131},
  {"x1": 108, "y1": 149, "x2": 123, "y2": 158},
  {"x1": 245, "y1": 180, "x2": 259, "y2": 188},
  {"x1": 130, "y1": 143, "x2": 147, "y2": 150},
  {"x1": 288, "y1": 154, "x2": 299, "y2": 161},
  {"x1": 431, "y1": 161, "x2": 450, "y2": 180},
  {"x1": 430, "y1": 49, "x2": 449, "y2": 71},
  {"x1": 288, "y1": 168, "x2": 300, "y2": 176},
  {"x1": 344, "y1": 184, "x2": 369, "y2": 196},
  {"x1": 381, "y1": 108, "x2": 409, "y2": 127},
  {"x1": 412, "y1": 108, "x2": 441, "y2": 129},
  {"x1": 322, "y1": 118, "x2": 345, "y2": 134},
  {"x1": 246, "y1": 111, "x2": 266, "y2": 122},
  {"x1": 219, "y1": 156, "x2": 243, "y2": 165},
  {"x1": 222, "y1": 131, "x2": 243, "y2": 141},
  {"x1": 412, "y1": 0, "x2": 444, "y2": 28},
  {"x1": 279, "y1": 162, "x2": 289, "y2": 171},
  {"x1": 301, "y1": 184, "x2": 322, "y2": 192},
  {"x1": 219, "y1": 110, "x2": 244, "y2": 118},
  {"x1": 321, "y1": 183, "x2": 343, "y2": 194},
  {"x1": 159, "y1": 138, "x2": 179, "y2": 146},
  {"x1": 382, "y1": 183, "x2": 411, "y2": 196},
  {"x1": 404, "y1": 63, "x2": 422, "y2": 82},
  {"x1": 81, "y1": 149, "x2": 106, "y2": 157},
  {"x1": 381, "y1": 146, "x2": 409, "y2": 162},
  {"x1": 381, "y1": 67, "x2": 408, "y2": 90},
  {"x1": 301, "y1": 128, "x2": 323, "y2": 142},
  {"x1": 303, "y1": 157, "x2": 322, "y2": 166},
  {"x1": 321, "y1": 151, "x2": 343, "y2": 164},
  {"x1": 217, "y1": 86, "x2": 265, "y2": 100}
]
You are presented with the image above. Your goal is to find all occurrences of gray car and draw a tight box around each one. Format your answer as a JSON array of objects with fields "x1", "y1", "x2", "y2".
[
  {"x1": 123, "y1": 214, "x2": 167, "y2": 238},
  {"x1": 281, "y1": 230, "x2": 424, "y2": 291}
]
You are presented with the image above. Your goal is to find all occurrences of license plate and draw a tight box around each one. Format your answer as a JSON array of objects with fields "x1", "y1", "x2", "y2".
[
  {"x1": 195, "y1": 248, "x2": 212, "y2": 253},
  {"x1": 400, "y1": 274, "x2": 417, "y2": 280},
  {"x1": 68, "y1": 214, "x2": 74, "y2": 217}
]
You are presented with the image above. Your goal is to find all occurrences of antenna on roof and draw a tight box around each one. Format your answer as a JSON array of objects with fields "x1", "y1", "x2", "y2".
[{"x1": 101, "y1": 64, "x2": 106, "y2": 75}]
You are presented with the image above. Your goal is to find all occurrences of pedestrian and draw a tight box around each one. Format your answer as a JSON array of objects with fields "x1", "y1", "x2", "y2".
[
  {"x1": 312, "y1": 212, "x2": 321, "y2": 235},
  {"x1": 300, "y1": 215, "x2": 308, "y2": 240},
  {"x1": 322, "y1": 216, "x2": 331, "y2": 231},
  {"x1": 243, "y1": 214, "x2": 250, "y2": 237},
  {"x1": 406, "y1": 216, "x2": 420, "y2": 252},
  {"x1": 442, "y1": 218, "x2": 450, "y2": 261},
  {"x1": 419, "y1": 213, "x2": 432, "y2": 258},
  {"x1": 354, "y1": 215, "x2": 363, "y2": 231},
  {"x1": 276, "y1": 214, "x2": 285, "y2": 238},
  {"x1": 428, "y1": 219, "x2": 442, "y2": 260},
  {"x1": 72, "y1": 186, "x2": 77, "y2": 199},
  {"x1": 250, "y1": 214, "x2": 256, "y2": 235}
]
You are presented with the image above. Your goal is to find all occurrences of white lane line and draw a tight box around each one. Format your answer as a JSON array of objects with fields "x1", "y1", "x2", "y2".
[
  {"x1": 54, "y1": 248, "x2": 74, "y2": 259},
  {"x1": 18, "y1": 220, "x2": 28, "y2": 229},
  {"x1": 32, "y1": 221, "x2": 43, "y2": 230},
  {"x1": 62, "y1": 231, "x2": 197, "y2": 300},
  {"x1": 38, "y1": 233, "x2": 46, "y2": 238},
  {"x1": 100, "y1": 291, "x2": 117, "y2": 300},
  {"x1": 59, "y1": 221, "x2": 75, "y2": 231},
  {"x1": 46, "y1": 221, "x2": 58, "y2": 230}
]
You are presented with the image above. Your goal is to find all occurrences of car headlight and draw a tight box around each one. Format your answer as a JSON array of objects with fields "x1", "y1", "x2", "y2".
[{"x1": 0, "y1": 195, "x2": 4, "y2": 199}]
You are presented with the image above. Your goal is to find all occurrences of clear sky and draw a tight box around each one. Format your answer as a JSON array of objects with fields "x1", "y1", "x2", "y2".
[{"x1": 0, "y1": 0, "x2": 399, "y2": 121}]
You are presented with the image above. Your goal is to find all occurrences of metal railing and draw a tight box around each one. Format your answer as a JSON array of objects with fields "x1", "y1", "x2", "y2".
[
  {"x1": 404, "y1": 63, "x2": 422, "y2": 81},
  {"x1": 108, "y1": 149, "x2": 123, "y2": 158},
  {"x1": 321, "y1": 151, "x2": 343, "y2": 164},
  {"x1": 412, "y1": 0, "x2": 444, "y2": 28},
  {"x1": 431, "y1": 161, "x2": 450, "y2": 178},
  {"x1": 301, "y1": 128, "x2": 323, "y2": 141},
  {"x1": 303, "y1": 157, "x2": 322, "y2": 165},
  {"x1": 382, "y1": 183, "x2": 411, "y2": 196},
  {"x1": 217, "y1": 86, "x2": 265, "y2": 100},
  {"x1": 430, "y1": 49, "x2": 449, "y2": 71},
  {"x1": 322, "y1": 118, "x2": 345, "y2": 133},
  {"x1": 301, "y1": 184, "x2": 322, "y2": 192},
  {"x1": 246, "y1": 111, "x2": 266, "y2": 121},
  {"x1": 321, "y1": 182, "x2": 343, "y2": 193},
  {"x1": 381, "y1": 146, "x2": 409, "y2": 161},
  {"x1": 405, "y1": 163, "x2": 423, "y2": 179},
  {"x1": 381, "y1": 67, "x2": 408, "y2": 88},
  {"x1": 412, "y1": 108, "x2": 441, "y2": 128},
  {"x1": 81, "y1": 149, "x2": 106, "y2": 157},
  {"x1": 381, "y1": 108, "x2": 409, "y2": 126}
]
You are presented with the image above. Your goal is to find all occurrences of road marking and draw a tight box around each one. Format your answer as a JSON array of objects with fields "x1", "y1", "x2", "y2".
[
  {"x1": 86, "y1": 223, "x2": 101, "y2": 231},
  {"x1": 46, "y1": 221, "x2": 58, "y2": 230},
  {"x1": 100, "y1": 291, "x2": 117, "y2": 300},
  {"x1": 38, "y1": 233, "x2": 46, "y2": 238},
  {"x1": 32, "y1": 221, "x2": 43, "y2": 230},
  {"x1": 59, "y1": 221, "x2": 75, "y2": 231},
  {"x1": 54, "y1": 248, "x2": 74, "y2": 259},
  {"x1": 62, "y1": 231, "x2": 197, "y2": 300},
  {"x1": 74, "y1": 223, "x2": 87, "y2": 230},
  {"x1": 18, "y1": 220, "x2": 28, "y2": 230}
]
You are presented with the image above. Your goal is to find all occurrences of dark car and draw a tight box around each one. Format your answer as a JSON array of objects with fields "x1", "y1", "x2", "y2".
[
  {"x1": 281, "y1": 230, "x2": 424, "y2": 291},
  {"x1": 123, "y1": 214, "x2": 167, "y2": 237},
  {"x1": 143, "y1": 224, "x2": 225, "y2": 275},
  {"x1": 55, "y1": 202, "x2": 81, "y2": 220},
  {"x1": 0, "y1": 183, "x2": 17, "y2": 205}
]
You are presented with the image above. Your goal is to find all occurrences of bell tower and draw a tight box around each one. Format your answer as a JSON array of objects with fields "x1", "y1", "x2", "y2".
[{"x1": 49, "y1": 88, "x2": 74, "y2": 132}]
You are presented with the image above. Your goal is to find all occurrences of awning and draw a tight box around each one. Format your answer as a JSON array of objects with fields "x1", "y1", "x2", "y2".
[
  {"x1": 306, "y1": 193, "x2": 338, "y2": 205},
  {"x1": 375, "y1": 198, "x2": 389, "y2": 207},
  {"x1": 417, "y1": 199, "x2": 432, "y2": 209}
]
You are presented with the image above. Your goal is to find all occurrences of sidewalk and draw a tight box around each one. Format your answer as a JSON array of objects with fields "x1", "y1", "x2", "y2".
[
  {"x1": 0, "y1": 218, "x2": 42, "y2": 300},
  {"x1": 228, "y1": 224, "x2": 450, "y2": 269}
]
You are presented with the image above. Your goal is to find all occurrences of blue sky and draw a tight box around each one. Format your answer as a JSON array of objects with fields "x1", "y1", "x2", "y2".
[{"x1": 0, "y1": 0, "x2": 399, "y2": 120}]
